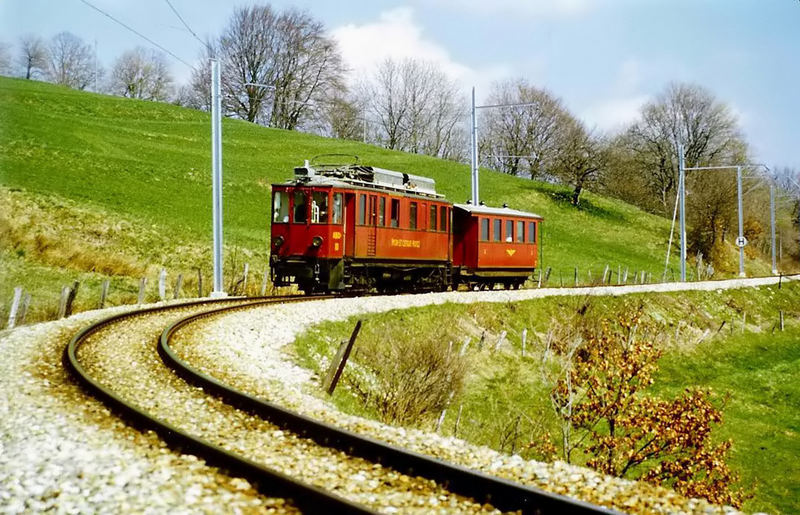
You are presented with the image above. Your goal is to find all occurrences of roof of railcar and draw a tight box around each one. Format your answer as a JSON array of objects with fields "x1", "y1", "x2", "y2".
[
  {"x1": 272, "y1": 175, "x2": 451, "y2": 201},
  {"x1": 454, "y1": 203, "x2": 543, "y2": 220}
]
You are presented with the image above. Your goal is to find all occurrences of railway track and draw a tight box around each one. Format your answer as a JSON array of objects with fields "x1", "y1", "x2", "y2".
[{"x1": 64, "y1": 295, "x2": 612, "y2": 514}]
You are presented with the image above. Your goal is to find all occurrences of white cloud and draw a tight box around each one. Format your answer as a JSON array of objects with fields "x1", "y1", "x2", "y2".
[
  {"x1": 582, "y1": 95, "x2": 649, "y2": 132},
  {"x1": 331, "y1": 7, "x2": 509, "y2": 94}
]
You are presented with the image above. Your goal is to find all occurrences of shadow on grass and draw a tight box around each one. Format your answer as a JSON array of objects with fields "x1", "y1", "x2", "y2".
[{"x1": 549, "y1": 189, "x2": 626, "y2": 222}]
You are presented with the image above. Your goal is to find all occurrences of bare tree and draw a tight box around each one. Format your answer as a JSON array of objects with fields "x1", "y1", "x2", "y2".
[
  {"x1": 480, "y1": 79, "x2": 570, "y2": 179},
  {"x1": 552, "y1": 119, "x2": 608, "y2": 205},
  {"x1": 362, "y1": 58, "x2": 466, "y2": 159},
  {"x1": 109, "y1": 47, "x2": 173, "y2": 101},
  {"x1": 623, "y1": 82, "x2": 743, "y2": 212},
  {"x1": 17, "y1": 35, "x2": 48, "y2": 79},
  {"x1": 0, "y1": 41, "x2": 12, "y2": 76},
  {"x1": 215, "y1": 5, "x2": 344, "y2": 127},
  {"x1": 47, "y1": 32, "x2": 95, "y2": 90}
]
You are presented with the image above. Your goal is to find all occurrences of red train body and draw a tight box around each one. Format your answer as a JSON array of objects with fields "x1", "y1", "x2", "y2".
[{"x1": 269, "y1": 160, "x2": 542, "y2": 293}]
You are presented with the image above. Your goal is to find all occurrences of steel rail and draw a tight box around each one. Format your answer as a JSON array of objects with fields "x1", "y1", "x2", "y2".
[
  {"x1": 63, "y1": 296, "x2": 374, "y2": 515},
  {"x1": 159, "y1": 300, "x2": 616, "y2": 514}
]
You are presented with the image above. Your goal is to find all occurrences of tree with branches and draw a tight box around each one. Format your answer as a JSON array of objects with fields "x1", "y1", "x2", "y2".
[
  {"x1": 46, "y1": 32, "x2": 96, "y2": 90},
  {"x1": 109, "y1": 47, "x2": 173, "y2": 101},
  {"x1": 17, "y1": 35, "x2": 48, "y2": 79}
]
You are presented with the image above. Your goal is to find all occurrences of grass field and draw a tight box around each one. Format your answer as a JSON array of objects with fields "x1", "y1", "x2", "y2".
[
  {"x1": 293, "y1": 283, "x2": 800, "y2": 513},
  {"x1": 1, "y1": 75, "x2": 784, "y2": 323}
]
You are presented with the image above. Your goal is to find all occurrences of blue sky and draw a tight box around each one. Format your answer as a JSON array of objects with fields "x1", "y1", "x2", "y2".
[{"x1": 2, "y1": 0, "x2": 798, "y2": 168}]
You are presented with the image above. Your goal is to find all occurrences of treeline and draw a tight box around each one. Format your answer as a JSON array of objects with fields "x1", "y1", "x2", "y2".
[{"x1": 1, "y1": 3, "x2": 798, "y2": 271}]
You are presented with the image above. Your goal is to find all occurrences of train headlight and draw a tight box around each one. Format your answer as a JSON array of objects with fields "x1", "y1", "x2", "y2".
[
  {"x1": 311, "y1": 236, "x2": 324, "y2": 248},
  {"x1": 272, "y1": 236, "x2": 285, "y2": 248}
]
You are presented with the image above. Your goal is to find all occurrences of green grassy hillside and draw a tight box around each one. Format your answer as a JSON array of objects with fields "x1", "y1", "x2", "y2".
[{"x1": 0, "y1": 76, "x2": 776, "y2": 321}]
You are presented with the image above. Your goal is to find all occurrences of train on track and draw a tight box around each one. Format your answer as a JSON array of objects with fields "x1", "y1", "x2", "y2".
[{"x1": 269, "y1": 156, "x2": 542, "y2": 294}]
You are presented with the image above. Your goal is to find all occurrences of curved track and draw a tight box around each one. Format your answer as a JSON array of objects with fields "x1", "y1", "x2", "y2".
[
  {"x1": 63, "y1": 297, "x2": 371, "y2": 514},
  {"x1": 158, "y1": 300, "x2": 611, "y2": 514}
]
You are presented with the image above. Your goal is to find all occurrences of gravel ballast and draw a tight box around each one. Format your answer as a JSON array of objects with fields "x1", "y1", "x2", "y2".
[{"x1": 2, "y1": 276, "x2": 794, "y2": 513}]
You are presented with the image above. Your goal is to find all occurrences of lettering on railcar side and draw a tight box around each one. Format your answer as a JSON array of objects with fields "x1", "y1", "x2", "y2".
[{"x1": 391, "y1": 238, "x2": 421, "y2": 248}]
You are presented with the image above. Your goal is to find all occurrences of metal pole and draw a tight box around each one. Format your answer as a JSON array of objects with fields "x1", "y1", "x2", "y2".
[
  {"x1": 737, "y1": 166, "x2": 745, "y2": 277},
  {"x1": 678, "y1": 144, "x2": 686, "y2": 282},
  {"x1": 470, "y1": 86, "x2": 479, "y2": 205},
  {"x1": 210, "y1": 59, "x2": 226, "y2": 297},
  {"x1": 770, "y1": 183, "x2": 777, "y2": 274}
]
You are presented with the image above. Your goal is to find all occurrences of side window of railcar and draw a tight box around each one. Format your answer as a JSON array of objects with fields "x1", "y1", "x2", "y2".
[
  {"x1": 440, "y1": 206, "x2": 447, "y2": 232},
  {"x1": 481, "y1": 218, "x2": 489, "y2": 241},
  {"x1": 390, "y1": 199, "x2": 400, "y2": 227},
  {"x1": 430, "y1": 205, "x2": 437, "y2": 231},
  {"x1": 493, "y1": 219, "x2": 501, "y2": 242},
  {"x1": 273, "y1": 191, "x2": 289, "y2": 223},
  {"x1": 529, "y1": 222, "x2": 537, "y2": 243},
  {"x1": 505, "y1": 220, "x2": 513, "y2": 242},
  {"x1": 517, "y1": 221, "x2": 524, "y2": 242},
  {"x1": 379, "y1": 197, "x2": 386, "y2": 226},
  {"x1": 311, "y1": 191, "x2": 328, "y2": 224},
  {"x1": 409, "y1": 202, "x2": 418, "y2": 230},
  {"x1": 293, "y1": 191, "x2": 307, "y2": 223},
  {"x1": 358, "y1": 194, "x2": 366, "y2": 225},
  {"x1": 332, "y1": 193, "x2": 343, "y2": 224}
]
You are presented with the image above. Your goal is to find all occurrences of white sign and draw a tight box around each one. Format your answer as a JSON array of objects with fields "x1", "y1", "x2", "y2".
[{"x1": 735, "y1": 236, "x2": 748, "y2": 248}]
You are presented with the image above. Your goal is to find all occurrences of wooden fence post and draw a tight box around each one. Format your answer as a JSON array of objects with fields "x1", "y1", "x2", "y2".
[
  {"x1": 618, "y1": 264, "x2": 622, "y2": 285},
  {"x1": 64, "y1": 281, "x2": 79, "y2": 317},
  {"x1": 324, "y1": 320, "x2": 363, "y2": 395},
  {"x1": 173, "y1": 274, "x2": 183, "y2": 300},
  {"x1": 494, "y1": 330, "x2": 507, "y2": 352},
  {"x1": 158, "y1": 268, "x2": 167, "y2": 301},
  {"x1": 197, "y1": 268, "x2": 203, "y2": 297},
  {"x1": 18, "y1": 294, "x2": 31, "y2": 326},
  {"x1": 138, "y1": 277, "x2": 147, "y2": 304},
  {"x1": 780, "y1": 310, "x2": 784, "y2": 331},
  {"x1": 260, "y1": 270, "x2": 269, "y2": 296},
  {"x1": 99, "y1": 279, "x2": 110, "y2": 309},
  {"x1": 242, "y1": 263, "x2": 249, "y2": 295},
  {"x1": 623, "y1": 267, "x2": 629, "y2": 284},
  {"x1": 574, "y1": 267, "x2": 578, "y2": 287},
  {"x1": 7, "y1": 287, "x2": 22, "y2": 329},
  {"x1": 602, "y1": 264, "x2": 609, "y2": 285},
  {"x1": 58, "y1": 286, "x2": 70, "y2": 319},
  {"x1": 459, "y1": 337, "x2": 470, "y2": 356},
  {"x1": 521, "y1": 328, "x2": 527, "y2": 357}
]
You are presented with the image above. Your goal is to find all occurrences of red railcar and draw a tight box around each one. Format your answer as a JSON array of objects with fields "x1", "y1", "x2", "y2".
[
  {"x1": 269, "y1": 159, "x2": 542, "y2": 293},
  {"x1": 270, "y1": 161, "x2": 452, "y2": 293}
]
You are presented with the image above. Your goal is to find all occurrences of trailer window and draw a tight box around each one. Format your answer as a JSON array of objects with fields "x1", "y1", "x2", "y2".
[
  {"x1": 293, "y1": 191, "x2": 307, "y2": 223},
  {"x1": 493, "y1": 219, "x2": 501, "y2": 241},
  {"x1": 390, "y1": 199, "x2": 400, "y2": 227},
  {"x1": 409, "y1": 202, "x2": 418, "y2": 230},
  {"x1": 379, "y1": 197, "x2": 386, "y2": 226},
  {"x1": 311, "y1": 191, "x2": 329, "y2": 224},
  {"x1": 440, "y1": 207, "x2": 448, "y2": 232},
  {"x1": 332, "y1": 193, "x2": 343, "y2": 224},
  {"x1": 273, "y1": 191, "x2": 289, "y2": 223},
  {"x1": 430, "y1": 205, "x2": 438, "y2": 231},
  {"x1": 358, "y1": 194, "x2": 366, "y2": 225},
  {"x1": 481, "y1": 218, "x2": 489, "y2": 241},
  {"x1": 517, "y1": 221, "x2": 524, "y2": 242},
  {"x1": 529, "y1": 222, "x2": 537, "y2": 243},
  {"x1": 505, "y1": 220, "x2": 513, "y2": 242}
]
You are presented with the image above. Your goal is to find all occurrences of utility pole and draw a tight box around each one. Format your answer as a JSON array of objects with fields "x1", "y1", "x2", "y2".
[
  {"x1": 470, "y1": 87, "x2": 479, "y2": 205},
  {"x1": 736, "y1": 166, "x2": 745, "y2": 277},
  {"x1": 770, "y1": 183, "x2": 777, "y2": 274},
  {"x1": 678, "y1": 144, "x2": 686, "y2": 282},
  {"x1": 210, "y1": 58, "x2": 225, "y2": 297}
]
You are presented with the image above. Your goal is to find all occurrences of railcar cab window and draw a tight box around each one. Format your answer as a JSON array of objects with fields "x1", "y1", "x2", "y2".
[
  {"x1": 493, "y1": 219, "x2": 501, "y2": 242},
  {"x1": 517, "y1": 221, "x2": 525, "y2": 242},
  {"x1": 332, "y1": 193, "x2": 343, "y2": 224},
  {"x1": 273, "y1": 191, "x2": 289, "y2": 223},
  {"x1": 390, "y1": 199, "x2": 400, "y2": 227},
  {"x1": 358, "y1": 194, "x2": 366, "y2": 225},
  {"x1": 505, "y1": 220, "x2": 513, "y2": 242},
  {"x1": 311, "y1": 191, "x2": 329, "y2": 224},
  {"x1": 481, "y1": 218, "x2": 489, "y2": 241},
  {"x1": 293, "y1": 191, "x2": 307, "y2": 223},
  {"x1": 379, "y1": 197, "x2": 386, "y2": 226},
  {"x1": 430, "y1": 205, "x2": 437, "y2": 231},
  {"x1": 409, "y1": 202, "x2": 418, "y2": 230},
  {"x1": 440, "y1": 206, "x2": 447, "y2": 232},
  {"x1": 529, "y1": 222, "x2": 537, "y2": 243}
]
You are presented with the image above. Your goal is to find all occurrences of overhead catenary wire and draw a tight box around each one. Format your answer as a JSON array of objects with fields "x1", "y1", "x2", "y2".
[
  {"x1": 164, "y1": 0, "x2": 210, "y2": 52},
  {"x1": 78, "y1": 0, "x2": 192, "y2": 68}
]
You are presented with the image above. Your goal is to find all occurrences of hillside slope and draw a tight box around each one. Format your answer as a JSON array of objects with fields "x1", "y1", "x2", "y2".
[{"x1": 0, "y1": 76, "x2": 773, "y2": 321}]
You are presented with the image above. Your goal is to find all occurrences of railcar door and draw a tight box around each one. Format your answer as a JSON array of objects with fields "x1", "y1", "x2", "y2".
[
  {"x1": 344, "y1": 193, "x2": 356, "y2": 256},
  {"x1": 367, "y1": 195, "x2": 378, "y2": 256}
]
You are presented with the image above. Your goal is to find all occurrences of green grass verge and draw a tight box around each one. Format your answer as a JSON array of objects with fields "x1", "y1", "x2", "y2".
[{"x1": 292, "y1": 283, "x2": 800, "y2": 513}]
